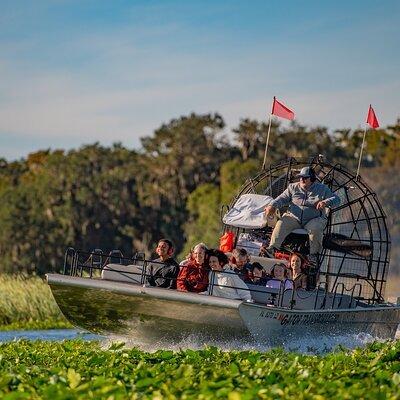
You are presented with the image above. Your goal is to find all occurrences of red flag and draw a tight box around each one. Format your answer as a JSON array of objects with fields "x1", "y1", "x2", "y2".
[
  {"x1": 366, "y1": 105, "x2": 379, "y2": 129},
  {"x1": 271, "y1": 97, "x2": 295, "y2": 120}
]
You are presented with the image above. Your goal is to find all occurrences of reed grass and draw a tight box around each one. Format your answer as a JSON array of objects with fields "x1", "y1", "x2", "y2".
[{"x1": 0, "y1": 274, "x2": 71, "y2": 330}]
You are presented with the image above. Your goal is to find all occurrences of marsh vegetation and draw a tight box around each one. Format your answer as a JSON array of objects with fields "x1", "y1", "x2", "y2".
[
  {"x1": 0, "y1": 340, "x2": 399, "y2": 399},
  {"x1": 0, "y1": 275, "x2": 69, "y2": 331}
]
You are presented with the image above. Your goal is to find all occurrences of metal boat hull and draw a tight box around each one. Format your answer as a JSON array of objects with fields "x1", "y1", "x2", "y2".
[
  {"x1": 47, "y1": 274, "x2": 249, "y2": 344},
  {"x1": 47, "y1": 274, "x2": 400, "y2": 344},
  {"x1": 239, "y1": 303, "x2": 400, "y2": 344}
]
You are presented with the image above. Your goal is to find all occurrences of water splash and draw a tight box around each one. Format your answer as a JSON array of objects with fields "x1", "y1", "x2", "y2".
[
  {"x1": 0, "y1": 328, "x2": 396, "y2": 355},
  {"x1": 101, "y1": 330, "x2": 393, "y2": 355}
]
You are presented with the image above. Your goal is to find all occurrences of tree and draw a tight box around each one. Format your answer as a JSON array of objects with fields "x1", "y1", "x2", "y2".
[
  {"x1": 0, "y1": 145, "x2": 147, "y2": 273},
  {"x1": 181, "y1": 183, "x2": 221, "y2": 257},
  {"x1": 138, "y1": 113, "x2": 233, "y2": 253},
  {"x1": 181, "y1": 158, "x2": 260, "y2": 257},
  {"x1": 233, "y1": 118, "x2": 280, "y2": 162}
]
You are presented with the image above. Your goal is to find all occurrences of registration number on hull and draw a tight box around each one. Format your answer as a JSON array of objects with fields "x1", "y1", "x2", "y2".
[{"x1": 258, "y1": 310, "x2": 358, "y2": 326}]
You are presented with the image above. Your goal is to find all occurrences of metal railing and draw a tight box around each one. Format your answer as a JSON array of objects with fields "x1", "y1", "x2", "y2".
[{"x1": 62, "y1": 248, "x2": 364, "y2": 310}]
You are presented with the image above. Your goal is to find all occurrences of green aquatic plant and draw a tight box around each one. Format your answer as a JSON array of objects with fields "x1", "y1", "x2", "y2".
[
  {"x1": 0, "y1": 340, "x2": 399, "y2": 399},
  {"x1": 0, "y1": 275, "x2": 71, "y2": 330}
]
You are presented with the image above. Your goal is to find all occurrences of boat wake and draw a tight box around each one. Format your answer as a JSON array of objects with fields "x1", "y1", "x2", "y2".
[{"x1": 101, "y1": 330, "x2": 396, "y2": 355}]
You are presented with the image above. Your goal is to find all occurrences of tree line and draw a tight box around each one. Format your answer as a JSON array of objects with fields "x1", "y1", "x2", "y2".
[{"x1": 0, "y1": 113, "x2": 399, "y2": 275}]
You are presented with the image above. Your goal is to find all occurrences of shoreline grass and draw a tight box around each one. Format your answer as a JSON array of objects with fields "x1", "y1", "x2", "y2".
[{"x1": 0, "y1": 274, "x2": 72, "y2": 331}]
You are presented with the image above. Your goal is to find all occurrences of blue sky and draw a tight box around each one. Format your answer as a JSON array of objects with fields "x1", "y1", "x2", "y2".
[{"x1": 1, "y1": 0, "x2": 399, "y2": 160}]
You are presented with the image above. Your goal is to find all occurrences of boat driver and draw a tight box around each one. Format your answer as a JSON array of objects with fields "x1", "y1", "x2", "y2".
[
  {"x1": 146, "y1": 239, "x2": 180, "y2": 289},
  {"x1": 263, "y1": 166, "x2": 340, "y2": 265}
]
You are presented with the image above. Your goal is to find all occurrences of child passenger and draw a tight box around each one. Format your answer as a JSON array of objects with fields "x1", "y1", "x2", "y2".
[
  {"x1": 207, "y1": 249, "x2": 252, "y2": 301},
  {"x1": 266, "y1": 263, "x2": 293, "y2": 290},
  {"x1": 247, "y1": 262, "x2": 269, "y2": 285},
  {"x1": 177, "y1": 243, "x2": 209, "y2": 293}
]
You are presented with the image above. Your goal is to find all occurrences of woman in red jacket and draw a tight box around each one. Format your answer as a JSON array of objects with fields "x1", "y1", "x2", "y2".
[{"x1": 177, "y1": 243, "x2": 209, "y2": 293}]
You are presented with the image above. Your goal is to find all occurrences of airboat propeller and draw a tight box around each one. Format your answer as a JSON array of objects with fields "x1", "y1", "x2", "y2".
[{"x1": 222, "y1": 156, "x2": 389, "y2": 304}]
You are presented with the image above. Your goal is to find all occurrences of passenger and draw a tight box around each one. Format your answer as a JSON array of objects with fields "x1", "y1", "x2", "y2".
[
  {"x1": 208, "y1": 249, "x2": 252, "y2": 301},
  {"x1": 266, "y1": 263, "x2": 293, "y2": 290},
  {"x1": 264, "y1": 166, "x2": 341, "y2": 265},
  {"x1": 146, "y1": 239, "x2": 180, "y2": 289},
  {"x1": 177, "y1": 243, "x2": 209, "y2": 293},
  {"x1": 229, "y1": 248, "x2": 252, "y2": 282},
  {"x1": 247, "y1": 262, "x2": 269, "y2": 285},
  {"x1": 290, "y1": 253, "x2": 308, "y2": 289}
]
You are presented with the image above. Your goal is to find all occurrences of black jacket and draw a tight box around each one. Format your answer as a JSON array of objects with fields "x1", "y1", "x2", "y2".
[{"x1": 146, "y1": 257, "x2": 180, "y2": 289}]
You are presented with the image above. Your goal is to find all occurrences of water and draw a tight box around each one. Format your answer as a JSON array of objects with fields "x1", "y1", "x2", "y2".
[
  {"x1": 0, "y1": 329, "x2": 102, "y2": 342},
  {"x1": 1, "y1": 328, "x2": 398, "y2": 355}
]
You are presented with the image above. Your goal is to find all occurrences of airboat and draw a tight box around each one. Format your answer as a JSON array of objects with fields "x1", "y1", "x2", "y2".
[{"x1": 46, "y1": 157, "x2": 400, "y2": 344}]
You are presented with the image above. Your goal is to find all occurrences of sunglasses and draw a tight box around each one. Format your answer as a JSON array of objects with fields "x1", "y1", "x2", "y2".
[{"x1": 300, "y1": 176, "x2": 310, "y2": 181}]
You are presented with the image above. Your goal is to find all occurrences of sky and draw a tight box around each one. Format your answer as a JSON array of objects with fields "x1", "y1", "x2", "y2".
[{"x1": 1, "y1": 0, "x2": 399, "y2": 160}]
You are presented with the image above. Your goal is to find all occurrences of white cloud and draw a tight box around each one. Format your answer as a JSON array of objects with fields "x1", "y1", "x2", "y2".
[{"x1": 1, "y1": 59, "x2": 399, "y2": 161}]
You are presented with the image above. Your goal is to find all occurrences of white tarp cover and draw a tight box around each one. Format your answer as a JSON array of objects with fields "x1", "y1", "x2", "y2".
[{"x1": 222, "y1": 194, "x2": 274, "y2": 229}]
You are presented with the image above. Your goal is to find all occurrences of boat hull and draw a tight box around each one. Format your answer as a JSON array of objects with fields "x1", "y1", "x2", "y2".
[
  {"x1": 47, "y1": 274, "x2": 249, "y2": 344},
  {"x1": 47, "y1": 274, "x2": 400, "y2": 344},
  {"x1": 239, "y1": 302, "x2": 400, "y2": 344}
]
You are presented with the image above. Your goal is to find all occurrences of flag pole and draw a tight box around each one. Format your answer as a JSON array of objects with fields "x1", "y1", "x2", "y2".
[
  {"x1": 356, "y1": 123, "x2": 368, "y2": 180},
  {"x1": 262, "y1": 114, "x2": 273, "y2": 170},
  {"x1": 262, "y1": 97, "x2": 275, "y2": 170}
]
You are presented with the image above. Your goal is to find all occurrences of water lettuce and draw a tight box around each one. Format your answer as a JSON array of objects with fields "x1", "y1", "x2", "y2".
[{"x1": 0, "y1": 340, "x2": 399, "y2": 399}]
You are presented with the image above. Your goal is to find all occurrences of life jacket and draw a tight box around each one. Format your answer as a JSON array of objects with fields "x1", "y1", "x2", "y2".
[{"x1": 219, "y1": 231, "x2": 235, "y2": 252}]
